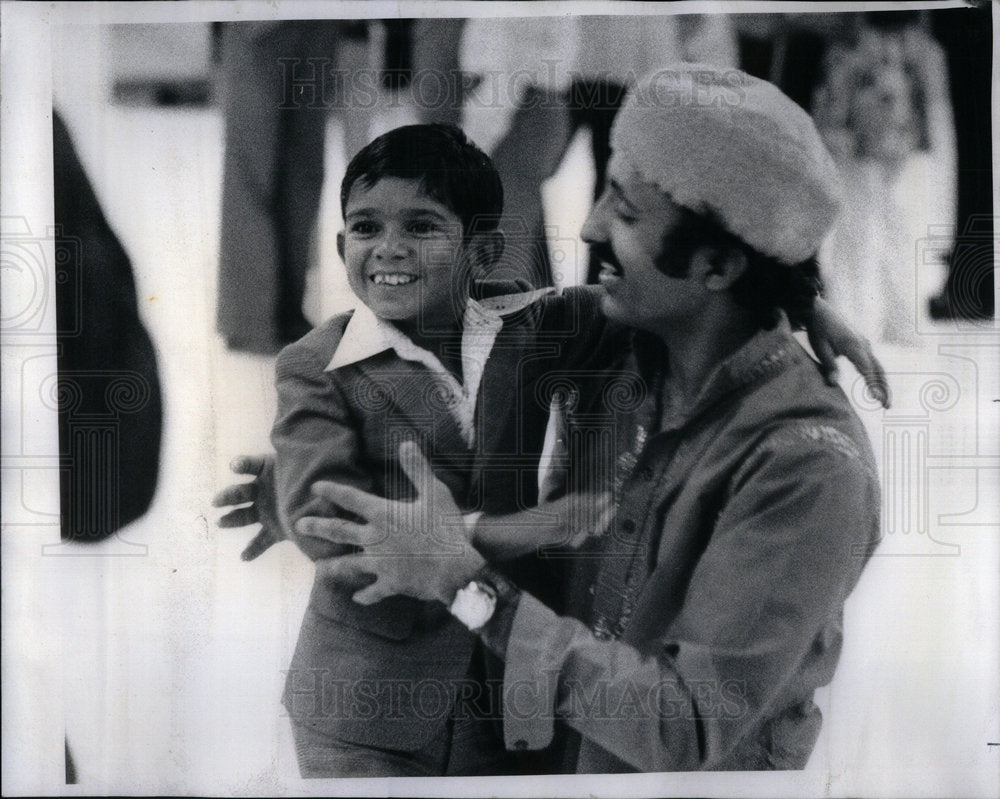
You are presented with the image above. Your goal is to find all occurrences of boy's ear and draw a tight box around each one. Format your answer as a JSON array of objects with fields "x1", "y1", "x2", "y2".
[
  {"x1": 692, "y1": 245, "x2": 748, "y2": 292},
  {"x1": 336, "y1": 231, "x2": 345, "y2": 262}
]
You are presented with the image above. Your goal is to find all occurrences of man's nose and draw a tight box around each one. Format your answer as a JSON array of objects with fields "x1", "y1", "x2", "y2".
[{"x1": 580, "y1": 194, "x2": 608, "y2": 245}]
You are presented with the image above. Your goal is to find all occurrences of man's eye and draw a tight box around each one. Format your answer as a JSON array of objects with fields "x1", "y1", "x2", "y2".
[{"x1": 614, "y1": 208, "x2": 638, "y2": 225}]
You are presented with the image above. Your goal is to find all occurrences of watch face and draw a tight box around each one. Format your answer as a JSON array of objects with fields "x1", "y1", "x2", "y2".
[{"x1": 451, "y1": 581, "x2": 497, "y2": 630}]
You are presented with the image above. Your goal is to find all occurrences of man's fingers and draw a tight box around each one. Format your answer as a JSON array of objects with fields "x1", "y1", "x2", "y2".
[
  {"x1": 352, "y1": 580, "x2": 390, "y2": 606},
  {"x1": 317, "y1": 555, "x2": 373, "y2": 588},
  {"x1": 230, "y1": 454, "x2": 269, "y2": 477},
  {"x1": 211, "y1": 481, "x2": 258, "y2": 508},
  {"x1": 310, "y1": 481, "x2": 380, "y2": 520},
  {"x1": 296, "y1": 515, "x2": 370, "y2": 546},
  {"x1": 240, "y1": 530, "x2": 278, "y2": 561},
  {"x1": 217, "y1": 505, "x2": 260, "y2": 528}
]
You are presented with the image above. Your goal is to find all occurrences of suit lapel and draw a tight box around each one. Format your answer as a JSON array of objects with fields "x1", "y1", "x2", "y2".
[{"x1": 349, "y1": 355, "x2": 470, "y2": 457}]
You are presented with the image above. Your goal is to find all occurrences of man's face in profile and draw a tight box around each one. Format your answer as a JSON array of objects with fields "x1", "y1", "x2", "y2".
[{"x1": 581, "y1": 152, "x2": 705, "y2": 336}]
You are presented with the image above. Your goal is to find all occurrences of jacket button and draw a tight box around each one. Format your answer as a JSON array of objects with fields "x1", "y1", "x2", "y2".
[
  {"x1": 513, "y1": 739, "x2": 528, "y2": 750},
  {"x1": 621, "y1": 519, "x2": 636, "y2": 534}
]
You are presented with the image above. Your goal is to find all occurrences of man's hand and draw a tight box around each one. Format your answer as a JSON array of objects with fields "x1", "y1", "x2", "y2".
[
  {"x1": 808, "y1": 298, "x2": 891, "y2": 408},
  {"x1": 297, "y1": 441, "x2": 486, "y2": 606},
  {"x1": 211, "y1": 454, "x2": 286, "y2": 561}
]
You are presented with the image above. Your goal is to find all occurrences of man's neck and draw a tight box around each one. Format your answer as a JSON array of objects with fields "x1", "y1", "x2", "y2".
[{"x1": 653, "y1": 306, "x2": 760, "y2": 413}]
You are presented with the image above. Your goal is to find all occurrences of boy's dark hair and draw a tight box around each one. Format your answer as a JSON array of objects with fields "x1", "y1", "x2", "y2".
[
  {"x1": 656, "y1": 207, "x2": 823, "y2": 331},
  {"x1": 340, "y1": 124, "x2": 503, "y2": 236}
]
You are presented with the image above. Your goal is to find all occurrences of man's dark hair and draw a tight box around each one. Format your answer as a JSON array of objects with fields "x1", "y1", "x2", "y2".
[
  {"x1": 340, "y1": 124, "x2": 503, "y2": 237},
  {"x1": 655, "y1": 207, "x2": 823, "y2": 330}
]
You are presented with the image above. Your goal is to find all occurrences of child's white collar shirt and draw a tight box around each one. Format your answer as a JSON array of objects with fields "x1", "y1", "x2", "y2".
[{"x1": 326, "y1": 288, "x2": 554, "y2": 447}]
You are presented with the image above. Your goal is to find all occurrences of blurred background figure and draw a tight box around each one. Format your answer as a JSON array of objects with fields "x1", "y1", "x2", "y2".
[
  {"x1": 53, "y1": 108, "x2": 164, "y2": 783},
  {"x1": 215, "y1": 21, "x2": 374, "y2": 354},
  {"x1": 570, "y1": 13, "x2": 737, "y2": 282},
  {"x1": 410, "y1": 18, "x2": 466, "y2": 127},
  {"x1": 53, "y1": 109, "x2": 163, "y2": 542},
  {"x1": 460, "y1": 17, "x2": 578, "y2": 287},
  {"x1": 926, "y1": 2, "x2": 994, "y2": 322},
  {"x1": 813, "y1": 11, "x2": 956, "y2": 346},
  {"x1": 458, "y1": 13, "x2": 739, "y2": 288},
  {"x1": 735, "y1": 8, "x2": 993, "y2": 334}
]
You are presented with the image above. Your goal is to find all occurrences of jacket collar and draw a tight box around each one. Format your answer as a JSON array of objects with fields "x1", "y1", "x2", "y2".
[{"x1": 325, "y1": 287, "x2": 555, "y2": 372}]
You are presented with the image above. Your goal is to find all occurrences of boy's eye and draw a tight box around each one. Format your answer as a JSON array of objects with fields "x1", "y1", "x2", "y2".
[
  {"x1": 349, "y1": 220, "x2": 378, "y2": 235},
  {"x1": 407, "y1": 220, "x2": 440, "y2": 235}
]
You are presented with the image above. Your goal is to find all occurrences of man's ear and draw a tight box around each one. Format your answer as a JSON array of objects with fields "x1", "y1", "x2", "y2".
[
  {"x1": 692, "y1": 246, "x2": 748, "y2": 292},
  {"x1": 467, "y1": 229, "x2": 505, "y2": 274},
  {"x1": 336, "y1": 231, "x2": 345, "y2": 262}
]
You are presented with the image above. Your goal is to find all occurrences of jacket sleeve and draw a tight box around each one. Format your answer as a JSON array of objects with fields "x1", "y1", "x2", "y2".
[
  {"x1": 271, "y1": 338, "x2": 373, "y2": 562},
  {"x1": 488, "y1": 436, "x2": 879, "y2": 771}
]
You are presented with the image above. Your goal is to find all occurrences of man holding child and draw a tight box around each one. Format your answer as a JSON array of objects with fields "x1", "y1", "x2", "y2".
[{"x1": 217, "y1": 64, "x2": 883, "y2": 776}]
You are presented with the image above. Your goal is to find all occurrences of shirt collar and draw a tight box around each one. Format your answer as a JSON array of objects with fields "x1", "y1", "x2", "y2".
[
  {"x1": 326, "y1": 287, "x2": 555, "y2": 371},
  {"x1": 652, "y1": 315, "x2": 801, "y2": 431}
]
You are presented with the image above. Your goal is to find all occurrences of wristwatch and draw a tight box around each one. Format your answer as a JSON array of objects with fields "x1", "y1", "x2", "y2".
[
  {"x1": 448, "y1": 564, "x2": 521, "y2": 631},
  {"x1": 449, "y1": 578, "x2": 498, "y2": 631}
]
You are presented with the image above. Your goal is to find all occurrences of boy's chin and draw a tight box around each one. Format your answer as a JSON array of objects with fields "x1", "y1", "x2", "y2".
[
  {"x1": 362, "y1": 294, "x2": 420, "y2": 319},
  {"x1": 366, "y1": 301, "x2": 461, "y2": 331}
]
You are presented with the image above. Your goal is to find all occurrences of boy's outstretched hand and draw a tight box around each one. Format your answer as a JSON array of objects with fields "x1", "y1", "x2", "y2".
[
  {"x1": 212, "y1": 454, "x2": 286, "y2": 561},
  {"x1": 299, "y1": 441, "x2": 485, "y2": 606}
]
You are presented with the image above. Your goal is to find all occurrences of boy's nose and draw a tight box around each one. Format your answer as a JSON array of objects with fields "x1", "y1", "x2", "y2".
[{"x1": 374, "y1": 231, "x2": 408, "y2": 260}]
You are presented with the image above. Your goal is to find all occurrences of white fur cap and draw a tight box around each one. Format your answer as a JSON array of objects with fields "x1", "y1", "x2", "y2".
[{"x1": 611, "y1": 64, "x2": 843, "y2": 265}]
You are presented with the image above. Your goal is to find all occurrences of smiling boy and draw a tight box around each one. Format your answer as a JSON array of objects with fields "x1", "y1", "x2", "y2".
[{"x1": 271, "y1": 124, "x2": 616, "y2": 777}]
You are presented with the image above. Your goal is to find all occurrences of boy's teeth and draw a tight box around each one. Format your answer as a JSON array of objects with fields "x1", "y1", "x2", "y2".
[{"x1": 372, "y1": 273, "x2": 417, "y2": 285}]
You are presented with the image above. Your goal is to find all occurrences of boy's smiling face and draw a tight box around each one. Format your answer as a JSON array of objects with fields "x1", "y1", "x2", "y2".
[{"x1": 338, "y1": 177, "x2": 468, "y2": 330}]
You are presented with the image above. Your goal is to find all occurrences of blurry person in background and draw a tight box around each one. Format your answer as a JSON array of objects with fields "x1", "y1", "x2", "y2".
[
  {"x1": 458, "y1": 13, "x2": 740, "y2": 288},
  {"x1": 926, "y1": 2, "x2": 994, "y2": 322},
  {"x1": 459, "y1": 17, "x2": 578, "y2": 288},
  {"x1": 215, "y1": 21, "x2": 374, "y2": 354},
  {"x1": 52, "y1": 110, "x2": 162, "y2": 543},
  {"x1": 813, "y1": 11, "x2": 957, "y2": 346},
  {"x1": 570, "y1": 13, "x2": 738, "y2": 283}
]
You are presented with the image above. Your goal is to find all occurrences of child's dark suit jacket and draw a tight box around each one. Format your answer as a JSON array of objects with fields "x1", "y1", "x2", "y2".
[{"x1": 272, "y1": 282, "x2": 623, "y2": 753}]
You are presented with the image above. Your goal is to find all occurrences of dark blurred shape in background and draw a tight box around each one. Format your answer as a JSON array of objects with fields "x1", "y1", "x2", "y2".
[
  {"x1": 53, "y1": 110, "x2": 162, "y2": 541},
  {"x1": 928, "y1": 4, "x2": 994, "y2": 321}
]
